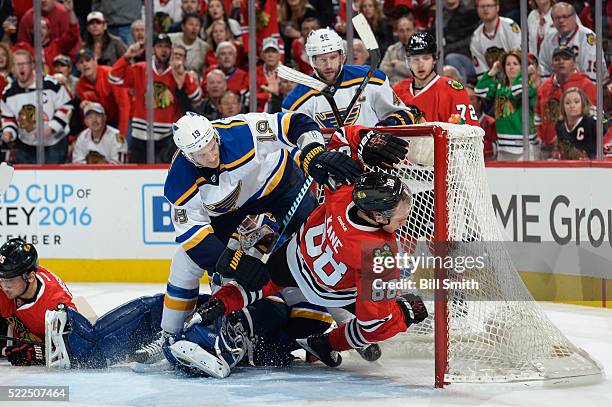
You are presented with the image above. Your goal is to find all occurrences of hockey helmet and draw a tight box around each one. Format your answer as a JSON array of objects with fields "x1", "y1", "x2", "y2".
[
  {"x1": 405, "y1": 32, "x2": 437, "y2": 58},
  {"x1": 0, "y1": 238, "x2": 38, "y2": 279},
  {"x1": 305, "y1": 28, "x2": 345, "y2": 68},
  {"x1": 353, "y1": 172, "x2": 409, "y2": 223},
  {"x1": 172, "y1": 112, "x2": 219, "y2": 167}
]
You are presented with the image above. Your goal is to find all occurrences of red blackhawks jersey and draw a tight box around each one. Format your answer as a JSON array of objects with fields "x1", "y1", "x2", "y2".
[
  {"x1": 0, "y1": 267, "x2": 75, "y2": 341},
  {"x1": 109, "y1": 57, "x2": 202, "y2": 141},
  {"x1": 393, "y1": 75, "x2": 479, "y2": 126},
  {"x1": 289, "y1": 126, "x2": 409, "y2": 351}
]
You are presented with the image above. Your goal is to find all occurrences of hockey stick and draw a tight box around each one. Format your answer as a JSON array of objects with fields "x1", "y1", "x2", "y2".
[
  {"x1": 342, "y1": 13, "x2": 381, "y2": 125},
  {"x1": 277, "y1": 64, "x2": 345, "y2": 127},
  {"x1": 0, "y1": 334, "x2": 44, "y2": 346},
  {"x1": 0, "y1": 162, "x2": 14, "y2": 195}
]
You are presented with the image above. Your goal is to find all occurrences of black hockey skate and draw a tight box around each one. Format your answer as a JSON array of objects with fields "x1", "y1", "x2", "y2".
[{"x1": 297, "y1": 334, "x2": 342, "y2": 368}]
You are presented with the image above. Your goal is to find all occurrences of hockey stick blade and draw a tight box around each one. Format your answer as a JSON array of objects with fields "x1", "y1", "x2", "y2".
[
  {"x1": 277, "y1": 64, "x2": 345, "y2": 127},
  {"x1": 352, "y1": 13, "x2": 378, "y2": 52},
  {"x1": 277, "y1": 64, "x2": 327, "y2": 93},
  {"x1": 342, "y1": 14, "x2": 381, "y2": 124},
  {"x1": 0, "y1": 162, "x2": 14, "y2": 195}
]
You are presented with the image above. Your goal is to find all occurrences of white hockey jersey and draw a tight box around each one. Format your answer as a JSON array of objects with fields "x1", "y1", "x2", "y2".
[
  {"x1": 281, "y1": 65, "x2": 405, "y2": 128},
  {"x1": 470, "y1": 17, "x2": 522, "y2": 78},
  {"x1": 538, "y1": 24, "x2": 605, "y2": 82},
  {"x1": 1, "y1": 76, "x2": 72, "y2": 146},
  {"x1": 72, "y1": 125, "x2": 127, "y2": 164},
  {"x1": 527, "y1": 8, "x2": 555, "y2": 55},
  {"x1": 164, "y1": 112, "x2": 322, "y2": 271}
]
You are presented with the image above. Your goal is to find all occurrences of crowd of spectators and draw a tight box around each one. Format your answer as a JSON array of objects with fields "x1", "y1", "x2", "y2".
[{"x1": 0, "y1": 0, "x2": 610, "y2": 164}]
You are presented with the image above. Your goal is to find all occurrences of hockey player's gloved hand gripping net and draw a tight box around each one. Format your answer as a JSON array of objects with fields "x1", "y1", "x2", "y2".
[
  {"x1": 300, "y1": 143, "x2": 362, "y2": 188},
  {"x1": 358, "y1": 130, "x2": 409, "y2": 168},
  {"x1": 396, "y1": 293, "x2": 428, "y2": 327}
]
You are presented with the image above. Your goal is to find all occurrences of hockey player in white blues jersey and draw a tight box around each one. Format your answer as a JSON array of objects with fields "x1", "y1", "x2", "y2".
[
  {"x1": 282, "y1": 28, "x2": 415, "y2": 128},
  {"x1": 131, "y1": 111, "x2": 360, "y2": 367}
]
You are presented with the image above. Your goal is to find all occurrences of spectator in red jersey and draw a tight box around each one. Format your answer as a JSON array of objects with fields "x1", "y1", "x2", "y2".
[
  {"x1": 467, "y1": 83, "x2": 498, "y2": 160},
  {"x1": 218, "y1": 90, "x2": 243, "y2": 117},
  {"x1": 84, "y1": 11, "x2": 128, "y2": 67},
  {"x1": 52, "y1": 55, "x2": 79, "y2": 96},
  {"x1": 75, "y1": 48, "x2": 130, "y2": 135},
  {"x1": 383, "y1": 0, "x2": 434, "y2": 31},
  {"x1": 255, "y1": 37, "x2": 281, "y2": 112},
  {"x1": 38, "y1": 1, "x2": 80, "y2": 74},
  {"x1": 234, "y1": 0, "x2": 283, "y2": 63},
  {"x1": 535, "y1": 47, "x2": 596, "y2": 159},
  {"x1": 204, "y1": 41, "x2": 248, "y2": 100},
  {"x1": 18, "y1": 0, "x2": 82, "y2": 58},
  {"x1": 109, "y1": 34, "x2": 202, "y2": 163},
  {"x1": 291, "y1": 17, "x2": 320, "y2": 76},
  {"x1": 0, "y1": 239, "x2": 76, "y2": 360}
]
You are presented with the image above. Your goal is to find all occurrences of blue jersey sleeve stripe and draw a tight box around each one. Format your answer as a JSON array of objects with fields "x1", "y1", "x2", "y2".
[{"x1": 166, "y1": 282, "x2": 200, "y2": 300}]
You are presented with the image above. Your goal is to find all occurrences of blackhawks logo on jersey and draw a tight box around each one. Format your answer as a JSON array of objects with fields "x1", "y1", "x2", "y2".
[
  {"x1": 495, "y1": 95, "x2": 515, "y2": 119},
  {"x1": 544, "y1": 98, "x2": 561, "y2": 122},
  {"x1": 17, "y1": 104, "x2": 37, "y2": 132},
  {"x1": 511, "y1": 22, "x2": 520, "y2": 33},
  {"x1": 448, "y1": 80, "x2": 464, "y2": 91},
  {"x1": 586, "y1": 33, "x2": 596, "y2": 46},
  {"x1": 153, "y1": 81, "x2": 174, "y2": 109}
]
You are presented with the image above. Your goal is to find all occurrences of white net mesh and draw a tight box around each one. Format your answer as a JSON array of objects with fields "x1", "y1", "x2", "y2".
[{"x1": 349, "y1": 123, "x2": 602, "y2": 384}]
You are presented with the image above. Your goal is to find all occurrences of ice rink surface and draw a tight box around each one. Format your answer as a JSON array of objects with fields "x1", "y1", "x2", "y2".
[{"x1": 1, "y1": 283, "x2": 611, "y2": 407}]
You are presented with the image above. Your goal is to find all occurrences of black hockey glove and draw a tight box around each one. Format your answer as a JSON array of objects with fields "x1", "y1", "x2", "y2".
[
  {"x1": 358, "y1": 130, "x2": 409, "y2": 168},
  {"x1": 215, "y1": 248, "x2": 270, "y2": 291},
  {"x1": 301, "y1": 143, "x2": 361, "y2": 188},
  {"x1": 195, "y1": 297, "x2": 226, "y2": 325},
  {"x1": 5, "y1": 343, "x2": 45, "y2": 366},
  {"x1": 396, "y1": 293, "x2": 428, "y2": 327}
]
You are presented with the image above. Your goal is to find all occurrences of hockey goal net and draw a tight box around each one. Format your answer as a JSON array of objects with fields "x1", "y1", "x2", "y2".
[{"x1": 324, "y1": 123, "x2": 603, "y2": 388}]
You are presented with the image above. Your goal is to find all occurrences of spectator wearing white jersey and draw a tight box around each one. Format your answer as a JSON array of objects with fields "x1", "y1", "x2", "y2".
[
  {"x1": 527, "y1": 0, "x2": 556, "y2": 56},
  {"x1": 538, "y1": 2, "x2": 604, "y2": 82},
  {"x1": 1, "y1": 49, "x2": 73, "y2": 164},
  {"x1": 470, "y1": 0, "x2": 522, "y2": 79},
  {"x1": 72, "y1": 102, "x2": 127, "y2": 164}
]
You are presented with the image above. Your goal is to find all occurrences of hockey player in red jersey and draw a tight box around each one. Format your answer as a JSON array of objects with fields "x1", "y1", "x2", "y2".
[
  {"x1": 0, "y1": 238, "x2": 75, "y2": 365},
  {"x1": 393, "y1": 33, "x2": 479, "y2": 126},
  {"x1": 195, "y1": 127, "x2": 428, "y2": 368}
]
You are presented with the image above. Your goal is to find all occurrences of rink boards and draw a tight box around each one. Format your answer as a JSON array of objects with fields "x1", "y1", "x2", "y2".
[{"x1": 1, "y1": 162, "x2": 610, "y2": 307}]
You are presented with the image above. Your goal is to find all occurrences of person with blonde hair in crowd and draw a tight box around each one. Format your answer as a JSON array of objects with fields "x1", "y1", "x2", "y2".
[
  {"x1": 555, "y1": 87, "x2": 597, "y2": 159},
  {"x1": 476, "y1": 49, "x2": 538, "y2": 161}
]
